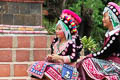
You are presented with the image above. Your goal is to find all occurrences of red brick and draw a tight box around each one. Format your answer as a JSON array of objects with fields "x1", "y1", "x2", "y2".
[
  {"x1": 0, "y1": 50, "x2": 12, "y2": 62},
  {"x1": 47, "y1": 35, "x2": 55, "y2": 48},
  {"x1": 18, "y1": 36, "x2": 30, "y2": 48},
  {"x1": 34, "y1": 36, "x2": 47, "y2": 48},
  {"x1": 14, "y1": 64, "x2": 28, "y2": 76},
  {"x1": 0, "y1": 64, "x2": 10, "y2": 77},
  {"x1": 0, "y1": 36, "x2": 12, "y2": 48},
  {"x1": 16, "y1": 50, "x2": 30, "y2": 62},
  {"x1": 33, "y1": 50, "x2": 47, "y2": 61}
]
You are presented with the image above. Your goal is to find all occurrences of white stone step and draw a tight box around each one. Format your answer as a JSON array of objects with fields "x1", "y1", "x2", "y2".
[{"x1": 0, "y1": 77, "x2": 31, "y2": 80}]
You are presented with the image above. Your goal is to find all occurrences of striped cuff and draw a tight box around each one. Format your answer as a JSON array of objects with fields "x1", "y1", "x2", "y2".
[{"x1": 63, "y1": 56, "x2": 71, "y2": 63}]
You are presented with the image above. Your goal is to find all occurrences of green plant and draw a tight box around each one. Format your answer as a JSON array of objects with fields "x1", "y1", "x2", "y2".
[
  {"x1": 43, "y1": 17, "x2": 57, "y2": 35},
  {"x1": 81, "y1": 36, "x2": 98, "y2": 53},
  {"x1": 45, "y1": 23, "x2": 56, "y2": 35},
  {"x1": 69, "y1": 0, "x2": 105, "y2": 46}
]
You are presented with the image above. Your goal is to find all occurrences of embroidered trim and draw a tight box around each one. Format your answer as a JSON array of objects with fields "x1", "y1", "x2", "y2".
[
  {"x1": 107, "y1": 5, "x2": 120, "y2": 21},
  {"x1": 45, "y1": 67, "x2": 62, "y2": 80},
  {"x1": 27, "y1": 61, "x2": 48, "y2": 79},
  {"x1": 82, "y1": 58, "x2": 104, "y2": 79}
]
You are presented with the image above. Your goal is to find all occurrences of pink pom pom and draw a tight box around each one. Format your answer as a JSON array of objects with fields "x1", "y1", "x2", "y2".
[{"x1": 62, "y1": 9, "x2": 82, "y2": 25}]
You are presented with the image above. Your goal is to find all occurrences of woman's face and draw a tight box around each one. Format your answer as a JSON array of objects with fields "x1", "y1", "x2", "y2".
[
  {"x1": 102, "y1": 12, "x2": 112, "y2": 29},
  {"x1": 56, "y1": 24, "x2": 65, "y2": 39}
]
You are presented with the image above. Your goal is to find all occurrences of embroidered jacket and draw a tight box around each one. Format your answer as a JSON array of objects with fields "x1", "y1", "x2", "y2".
[
  {"x1": 92, "y1": 29, "x2": 120, "y2": 59},
  {"x1": 51, "y1": 35, "x2": 83, "y2": 63}
]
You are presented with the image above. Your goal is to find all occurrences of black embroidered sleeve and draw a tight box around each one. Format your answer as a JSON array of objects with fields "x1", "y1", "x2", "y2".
[
  {"x1": 75, "y1": 35, "x2": 83, "y2": 52},
  {"x1": 92, "y1": 32, "x2": 120, "y2": 59},
  {"x1": 67, "y1": 37, "x2": 83, "y2": 62}
]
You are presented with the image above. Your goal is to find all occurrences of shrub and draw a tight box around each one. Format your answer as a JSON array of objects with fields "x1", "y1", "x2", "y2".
[{"x1": 81, "y1": 36, "x2": 98, "y2": 55}]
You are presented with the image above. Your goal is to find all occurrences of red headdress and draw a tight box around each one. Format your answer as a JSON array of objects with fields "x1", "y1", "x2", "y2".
[{"x1": 60, "y1": 9, "x2": 82, "y2": 34}]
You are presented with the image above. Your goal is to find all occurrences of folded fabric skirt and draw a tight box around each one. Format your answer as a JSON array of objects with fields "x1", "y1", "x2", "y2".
[{"x1": 27, "y1": 61, "x2": 79, "y2": 80}]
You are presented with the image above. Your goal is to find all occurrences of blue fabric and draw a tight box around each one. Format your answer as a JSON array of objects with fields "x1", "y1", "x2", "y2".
[{"x1": 61, "y1": 64, "x2": 74, "y2": 79}]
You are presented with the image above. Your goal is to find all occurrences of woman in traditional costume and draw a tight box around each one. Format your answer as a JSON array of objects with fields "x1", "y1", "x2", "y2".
[
  {"x1": 28, "y1": 9, "x2": 83, "y2": 80},
  {"x1": 77, "y1": 2, "x2": 120, "y2": 80}
]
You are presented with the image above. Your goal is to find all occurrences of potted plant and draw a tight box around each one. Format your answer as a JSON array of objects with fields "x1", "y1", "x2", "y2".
[{"x1": 81, "y1": 36, "x2": 98, "y2": 55}]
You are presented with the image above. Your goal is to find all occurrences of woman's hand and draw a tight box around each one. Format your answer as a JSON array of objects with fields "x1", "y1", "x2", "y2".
[
  {"x1": 78, "y1": 54, "x2": 92, "y2": 62},
  {"x1": 51, "y1": 54, "x2": 62, "y2": 61},
  {"x1": 46, "y1": 55, "x2": 54, "y2": 62},
  {"x1": 52, "y1": 54, "x2": 64, "y2": 63},
  {"x1": 46, "y1": 54, "x2": 64, "y2": 63},
  {"x1": 77, "y1": 56, "x2": 86, "y2": 62}
]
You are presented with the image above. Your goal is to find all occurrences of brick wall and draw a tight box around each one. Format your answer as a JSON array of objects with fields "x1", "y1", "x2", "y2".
[
  {"x1": 0, "y1": 0, "x2": 50, "y2": 80},
  {"x1": 0, "y1": 1, "x2": 43, "y2": 26},
  {"x1": 0, "y1": 34, "x2": 55, "y2": 80}
]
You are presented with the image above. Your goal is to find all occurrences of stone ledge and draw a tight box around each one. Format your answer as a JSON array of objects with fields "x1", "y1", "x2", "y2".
[
  {"x1": 0, "y1": 24, "x2": 48, "y2": 34},
  {"x1": 0, "y1": 76, "x2": 31, "y2": 80}
]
